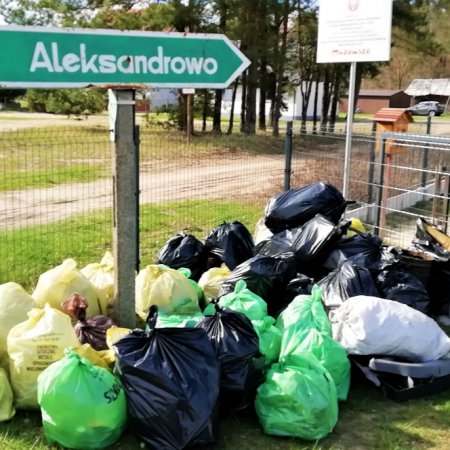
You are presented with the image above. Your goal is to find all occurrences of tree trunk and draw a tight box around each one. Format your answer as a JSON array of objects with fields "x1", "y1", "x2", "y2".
[
  {"x1": 329, "y1": 67, "x2": 342, "y2": 133},
  {"x1": 202, "y1": 90, "x2": 208, "y2": 132},
  {"x1": 259, "y1": 60, "x2": 267, "y2": 131},
  {"x1": 227, "y1": 79, "x2": 238, "y2": 135},
  {"x1": 273, "y1": 0, "x2": 290, "y2": 137},
  {"x1": 321, "y1": 67, "x2": 331, "y2": 133},
  {"x1": 212, "y1": 89, "x2": 223, "y2": 133},
  {"x1": 240, "y1": 70, "x2": 247, "y2": 133},
  {"x1": 244, "y1": 64, "x2": 257, "y2": 134},
  {"x1": 312, "y1": 79, "x2": 319, "y2": 135}
]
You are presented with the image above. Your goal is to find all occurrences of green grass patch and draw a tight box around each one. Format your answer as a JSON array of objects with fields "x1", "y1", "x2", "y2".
[
  {"x1": 0, "y1": 164, "x2": 107, "y2": 192},
  {"x1": 0, "y1": 199, "x2": 263, "y2": 290}
]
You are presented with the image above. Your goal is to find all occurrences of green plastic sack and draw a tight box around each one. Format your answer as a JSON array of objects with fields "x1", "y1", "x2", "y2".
[
  {"x1": 37, "y1": 350, "x2": 126, "y2": 449},
  {"x1": 0, "y1": 367, "x2": 15, "y2": 422},
  {"x1": 177, "y1": 267, "x2": 205, "y2": 307},
  {"x1": 147, "y1": 311, "x2": 204, "y2": 329},
  {"x1": 276, "y1": 285, "x2": 331, "y2": 335},
  {"x1": 252, "y1": 316, "x2": 282, "y2": 364},
  {"x1": 255, "y1": 353, "x2": 338, "y2": 440},
  {"x1": 203, "y1": 280, "x2": 268, "y2": 321},
  {"x1": 280, "y1": 326, "x2": 350, "y2": 401},
  {"x1": 135, "y1": 264, "x2": 200, "y2": 319}
]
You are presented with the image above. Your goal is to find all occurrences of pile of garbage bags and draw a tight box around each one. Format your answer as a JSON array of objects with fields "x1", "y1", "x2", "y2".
[{"x1": 2, "y1": 181, "x2": 450, "y2": 449}]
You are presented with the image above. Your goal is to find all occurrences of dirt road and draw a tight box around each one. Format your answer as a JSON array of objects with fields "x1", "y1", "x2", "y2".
[{"x1": 0, "y1": 154, "x2": 284, "y2": 229}]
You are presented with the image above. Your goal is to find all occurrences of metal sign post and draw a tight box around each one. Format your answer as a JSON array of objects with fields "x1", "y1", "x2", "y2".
[{"x1": 317, "y1": 0, "x2": 393, "y2": 201}]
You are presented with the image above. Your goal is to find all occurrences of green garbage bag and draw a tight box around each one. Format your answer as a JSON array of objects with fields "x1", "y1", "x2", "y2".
[
  {"x1": 37, "y1": 349, "x2": 127, "y2": 449},
  {"x1": 177, "y1": 267, "x2": 205, "y2": 308},
  {"x1": 146, "y1": 311, "x2": 204, "y2": 329},
  {"x1": 276, "y1": 285, "x2": 331, "y2": 336},
  {"x1": 280, "y1": 326, "x2": 350, "y2": 401},
  {"x1": 203, "y1": 280, "x2": 267, "y2": 321},
  {"x1": 252, "y1": 316, "x2": 282, "y2": 364},
  {"x1": 255, "y1": 353, "x2": 338, "y2": 440}
]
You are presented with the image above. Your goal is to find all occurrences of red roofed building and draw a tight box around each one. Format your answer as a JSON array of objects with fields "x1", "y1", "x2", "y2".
[{"x1": 340, "y1": 89, "x2": 411, "y2": 114}]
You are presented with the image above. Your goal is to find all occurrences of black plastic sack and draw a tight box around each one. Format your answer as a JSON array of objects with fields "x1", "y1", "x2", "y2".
[
  {"x1": 324, "y1": 232, "x2": 383, "y2": 270},
  {"x1": 114, "y1": 306, "x2": 220, "y2": 450},
  {"x1": 219, "y1": 253, "x2": 297, "y2": 317},
  {"x1": 254, "y1": 228, "x2": 297, "y2": 257},
  {"x1": 282, "y1": 274, "x2": 314, "y2": 307},
  {"x1": 375, "y1": 264, "x2": 430, "y2": 314},
  {"x1": 428, "y1": 260, "x2": 450, "y2": 316},
  {"x1": 156, "y1": 232, "x2": 208, "y2": 281},
  {"x1": 264, "y1": 182, "x2": 347, "y2": 233},
  {"x1": 197, "y1": 304, "x2": 265, "y2": 412},
  {"x1": 318, "y1": 260, "x2": 380, "y2": 309},
  {"x1": 204, "y1": 221, "x2": 255, "y2": 270}
]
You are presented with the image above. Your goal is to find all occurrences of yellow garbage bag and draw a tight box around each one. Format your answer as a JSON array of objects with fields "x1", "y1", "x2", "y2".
[
  {"x1": 106, "y1": 327, "x2": 131, "y2": 349},
  {"x1": 0, "y1": 282, "x2": 35, "y2": 372},
  {"x1": 198, "y1": 264, "x2": 231, "y2": 304},
  {"x1": 346, "y1": 218, "x2": 367, "y2": 237},
  {"x1": 0, "y1": 367, "x2": 15, "y2": 422},
  {"x1": 7, "y1": 304, "x2": 79, "y2": 409},
  {"x1": 32, "y1": 258, "x2": 101, "y2": 316},
  {"x1": 135, "y1": 264, "x2": 200, "y2": 320},
  {"x1": 81, "y1": 251, "x2": 115, "y2": 317},
  {"x1": 74, "y1": 344, "x2": 114, "y2": 371}
]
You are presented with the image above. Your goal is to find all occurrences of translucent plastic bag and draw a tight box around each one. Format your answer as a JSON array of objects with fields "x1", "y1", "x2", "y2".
[
  {"x1": 33, "y1": 259, "x2": 101, "y2": 316},
  {"x1": 0, "y1": 366, "x2": 15, "y2": 422},
  {"x1": 81, "y1": 251, "x2": 115, "y2": 316},
  {"x1": 0, "y1": 282, "x2": 35, "y2": 371},
  {"x1": 135, "y1": 264, "x2": 199, "y2": 319},
  {"x1": 276, "y1": 285, "x2": 331, "y2": 336},
  {"x1": 203, "y1": 280, "x2": 268, "y2": 321},
  {"x1": 255, "y1": 353, "x2": 338, "y2": 440},
  {"x1": 38, "y1": 350, "x2": 126, "y2": 449},
  {"x1": 280, "y1": 327, "x2": 350, "y2": 401},
  {"x1": 252, "y1": 316, "x2": 282, "y2": 365},
  {"x1": 7, "y1": 304, "x2": 79, "y2": 409},
  {"x1": 198, "y1": 264, "x2": 230, "y2": 304}
]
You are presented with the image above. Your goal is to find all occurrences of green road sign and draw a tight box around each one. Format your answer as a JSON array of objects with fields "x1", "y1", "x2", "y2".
[{"x1": 0, "y1": 26, "x2": 250, "y2": 88}]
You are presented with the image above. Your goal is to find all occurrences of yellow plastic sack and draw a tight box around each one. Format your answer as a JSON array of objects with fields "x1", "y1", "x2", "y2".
[
  {"x1": 198, "y1": 264, "x2": 231, "y2": 304},
  {"x1": 0, "y1": 282, "x2": 35, "y2": 372},
  {"x1": 346, "y1": 218, "x2": 366, "y2": 237},
  {"x1": 74, "y1": 344, "x2": 114, "y2": 371},
  {"x1": 32, "y1": 258, "x2": 102, "y2": 316},
  {"x1": 7, "y1": 304, "x2": 79, "y2": 409},
  {"x1": 135, "y1": 264, "x2": 200, "y2": 320},
  {"x1": 81, "y1": 251, "x2": 115, "y2": 316},
  {"x1": 106, "y1": 327, "x2": 131, "y2": 349},
  {"x1": 0, "y1": 367, "x2": 15, "y2": 422}
]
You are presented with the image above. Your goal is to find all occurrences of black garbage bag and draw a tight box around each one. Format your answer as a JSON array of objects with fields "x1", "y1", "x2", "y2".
[
  {"x1": 282, "y1": 274, "x2": 314, "y2": 307},
  {"x1": 375, "y1": 263, "x2": 430, "y2": 314},
  {"x1": 204, "y1": 221, "x2": 254, "y2": 270},
  {"x1": 197, "y1": 304, "x2": 265, "y2": 412},
  {"x1": 114, "y1": 306, "x2": 220, "y2": 450},
  {"x1": 323, "y1": 232, "x2": 383, "y2": 270},
  {"x1": 219, "y1": 253, "x2": 297, "y2": 316},
  {"x1": 318, "y1": 260, "x2": 380, "y2": 309},
  {"x1": 254, "y1": 228, "x2": 297, "y2": 257},
  {"x1": 428, "y1": 260, "x2": 450, "y2": 316},
  {"x1": 156, "y1": 231, "x2": 208, "y2": 281},
  {"x1": 264, "y1": 182, "x2": 347, "y2": 233}
]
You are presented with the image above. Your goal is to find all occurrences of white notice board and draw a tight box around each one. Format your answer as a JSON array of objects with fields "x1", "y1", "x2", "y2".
[{"x1": 317, "y1": 0, "x2": 393, "y2": 63}]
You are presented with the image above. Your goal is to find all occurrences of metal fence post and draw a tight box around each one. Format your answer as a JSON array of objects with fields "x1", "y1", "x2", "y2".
[
  {"x1": 367, "y1": 121, "x2": 376, "y2": 203},
  {"x1": 421, "y1": 116, "x2": 432, "y2": 188},
  {"x1": 374, "y1": 136, "x2": 386, "y2": 237},
  {"x1": 135, "y1": 124, "x2": 141, "y2": 274},
  {"x1": 110, "y1": 89, "x2": 137, "y2": 329},
  {"x1": 284, "y1": 121, "x2": 293, "y2": 191}
]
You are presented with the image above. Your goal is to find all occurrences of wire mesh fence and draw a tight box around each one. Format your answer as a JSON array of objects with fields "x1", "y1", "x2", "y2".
[{"x1": 0, "y1": 115, "x2": 449, "y2": 287}]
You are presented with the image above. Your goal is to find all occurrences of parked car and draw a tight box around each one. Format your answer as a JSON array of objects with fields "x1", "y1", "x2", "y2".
[{"x1": 407, "y1": 101, "x2": 446, "y2": 117}]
